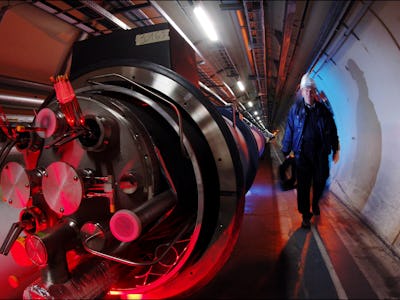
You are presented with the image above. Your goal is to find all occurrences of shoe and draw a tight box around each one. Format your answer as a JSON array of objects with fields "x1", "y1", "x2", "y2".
[{"x1": 301, "y1": 218, "x2": 311, "y2": 228}]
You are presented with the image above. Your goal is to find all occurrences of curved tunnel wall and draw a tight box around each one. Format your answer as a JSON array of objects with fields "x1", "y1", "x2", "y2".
[{"x1": 279, "y1": 1, "x2": 400, "y2": 254}]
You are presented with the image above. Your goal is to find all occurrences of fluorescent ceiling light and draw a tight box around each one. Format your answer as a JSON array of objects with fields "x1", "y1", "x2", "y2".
[
  {"x1": 193, "y1": 6, "x2": 218, "y2": 41},
  {"x1": 151, "y1": 1, "x2": 204, "y2": 59},
  {"x1": 247, "y1": 101, "x2": 253, "y2": 107},
  {"x1": 237, "y1": 81, "x2": 245, "y2": 91},
  {"x1": 254, "y1": 111, "x2": 258, "y2": 116}
]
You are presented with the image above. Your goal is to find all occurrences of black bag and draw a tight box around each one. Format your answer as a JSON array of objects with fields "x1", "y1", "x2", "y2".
[{"x1": 279, "y1": 157, "x2": 297, "y2": 190}]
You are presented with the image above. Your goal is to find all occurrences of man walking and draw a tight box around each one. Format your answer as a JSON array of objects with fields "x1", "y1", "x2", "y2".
[{"x1": 281, "y1": 73, "x2": 340, "y2": 228}]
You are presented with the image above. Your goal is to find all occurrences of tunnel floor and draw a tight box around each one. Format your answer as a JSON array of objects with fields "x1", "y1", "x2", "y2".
[{"x1": 189, "y1": 143, "x2": 400, "y2": 299}]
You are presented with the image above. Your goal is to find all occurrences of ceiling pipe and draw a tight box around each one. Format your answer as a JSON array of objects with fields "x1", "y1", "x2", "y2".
[
  {"x1": 270, "y1": 0, "x2": 307, "y2": 128},
  {"x1": 235, "y1": 9, "x2": 256, "y2": 78},
  {"x1": 311, "y1": 1, "x2": 372, "y2": 75},
  {"x1": 274, "y1": 0, "x2": 297, "y2": 99},
  {"x1": 272, "y1": 1, "x2": 340, "y2": 126}
]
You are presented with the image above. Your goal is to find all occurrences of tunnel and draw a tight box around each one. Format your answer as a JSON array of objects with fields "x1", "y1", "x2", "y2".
[{"x1": 1, "y1": 1, "x2": 400, "y2": 299}]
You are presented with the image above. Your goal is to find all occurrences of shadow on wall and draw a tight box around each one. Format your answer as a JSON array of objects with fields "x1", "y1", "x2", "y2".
[{"x1": 346, "y1": 59, "x2": 382, "y2": 210}]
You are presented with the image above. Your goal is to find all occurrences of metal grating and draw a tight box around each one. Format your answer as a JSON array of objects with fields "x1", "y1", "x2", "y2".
[
  {"x1": 215, "y1": 44, "x2": 239, "y2": 78},
  {"x1": 243, "y1": 0, "x2": 268, "y2": 127}
]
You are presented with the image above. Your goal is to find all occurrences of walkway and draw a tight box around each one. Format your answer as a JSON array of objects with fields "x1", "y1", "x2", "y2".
[{"x1": 191, "y1": 143, "x2": 400, "y2": 299}]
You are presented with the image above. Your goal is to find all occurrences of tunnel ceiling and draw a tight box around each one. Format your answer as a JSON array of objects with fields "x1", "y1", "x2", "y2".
[{"x1": 0, "y1": 0, "x2": 351, "y2": 129}]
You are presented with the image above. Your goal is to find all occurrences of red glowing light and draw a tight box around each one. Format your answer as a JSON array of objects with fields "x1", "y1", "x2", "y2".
[
  {"x1": 35, "y1": 108, "x2": 58, "y2": 138},
  {"x1": 108, "y1": 290, "x2": 143, "y2": 300},
  {"x1": 8, "y1": 275, "x2": 19, "y2": 289},
  {"x1": 66, "y1": 250, "x2": 82, "y2": 272},
  {"x1": 124, "y1": 294, "x2": 143, "y2": 300},
  {"x1": 51, "y1": 75, "x2": 75, "y2": 104},
  {"x1": 108, "y1": 290, "x2": 122, "y2": 296},
  {"x1": 51, "y1": 74, "x2": 85, "y2": 128},
  {"x1": 10, "y1": 237, "x2": 33, "y2": 267}
]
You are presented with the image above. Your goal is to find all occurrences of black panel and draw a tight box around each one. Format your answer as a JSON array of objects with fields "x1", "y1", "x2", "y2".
[{"x1": 71, "y1": 23, "x2": 172, "y2": 77}]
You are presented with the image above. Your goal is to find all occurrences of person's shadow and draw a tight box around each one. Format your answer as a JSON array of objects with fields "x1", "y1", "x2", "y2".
[{"x1": 272, "y1": 227, "x2": 338, "y2": 299}]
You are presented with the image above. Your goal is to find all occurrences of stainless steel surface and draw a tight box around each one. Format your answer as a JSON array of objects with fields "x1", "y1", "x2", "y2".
[
  {"x1": 0, "y1": 58, "x2": 263, "y2": 298},
  {"x1": 73, "y1": 65, "x2": 240, "y2": 194},
  {"x1": 0, "y1": 161, "x2": 30, "y2": 208},
  {"x1": 70, "y1": 64, "x2": 246, "y2": 297},
  {"x1": 0, "y1": 94, "x2": 43, "y2": 109},
  {"x1": 42, "y1": 161, "x2": 83, "y2": 216}
]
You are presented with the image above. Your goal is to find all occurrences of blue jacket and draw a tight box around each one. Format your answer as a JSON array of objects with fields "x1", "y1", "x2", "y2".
[{"x1": 281, "y1": 99, "x2": 339, "y2": 158}]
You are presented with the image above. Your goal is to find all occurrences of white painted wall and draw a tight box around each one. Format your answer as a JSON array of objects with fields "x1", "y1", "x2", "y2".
[{"x1": 311, "y1": 1, "x2": 400, "y2": 253}]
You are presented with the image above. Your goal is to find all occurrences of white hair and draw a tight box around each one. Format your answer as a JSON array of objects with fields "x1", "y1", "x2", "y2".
[{"x1": 300, "y1": 73, "x2": 316, "y2": 89}]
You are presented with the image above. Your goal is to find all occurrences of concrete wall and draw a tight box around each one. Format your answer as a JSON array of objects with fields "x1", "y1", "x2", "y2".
[{"x1": 299, "y1": 1, "x2": 400, "y2": 254}]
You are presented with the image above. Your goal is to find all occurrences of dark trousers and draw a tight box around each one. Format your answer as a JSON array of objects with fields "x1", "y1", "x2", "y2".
[{"x1": 295, "y1": 152, "x2": 329, "y2": 219}]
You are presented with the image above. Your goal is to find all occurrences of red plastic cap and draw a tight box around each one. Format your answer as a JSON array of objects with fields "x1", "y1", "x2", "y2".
[
  {"x1": 52, "y1": 75, "x2": 75, "y2": 104},
  {"x1": 110, "y1": 210, "x2": 142, "y2": 242}
]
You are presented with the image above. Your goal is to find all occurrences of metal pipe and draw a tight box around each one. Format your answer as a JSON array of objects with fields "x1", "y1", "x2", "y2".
[
  {"x1": 312, "y1": 1, "x2": 372, "y2": 75},
  {"x1": 308, "y1": 1, "x2": 353, "y2": 72},
  {"x1": 0, "y1": 76, "x2": 52, "y2": 93},
  {"x1": 82, "y1": 1, "x2": 131, "y2": 30},
  {"x1": 110, "y1": 190, "x2": 177, "y2": 242},
  {"x1": 25, "y1": 219, "x2": 80, "y2": 284},
  {"x1": 23, "y1": 259, "x2": 122, "y2": 299},
  {"x1": 0, "y1": 94, "x2": 44, "y2": 109}
]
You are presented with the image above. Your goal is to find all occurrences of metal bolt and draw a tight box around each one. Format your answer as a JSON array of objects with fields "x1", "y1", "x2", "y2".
[
  {"x1": 60, "y1": 207, "x2": 64, "y2": 213},
  {"x1": 73, "y1": 176, "x2": 78, "y2": 181}
]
